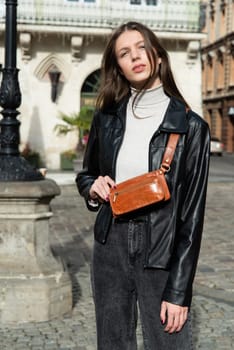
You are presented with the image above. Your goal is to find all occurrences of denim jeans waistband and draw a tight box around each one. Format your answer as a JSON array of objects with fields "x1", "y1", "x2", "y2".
[{"x1": 114, "y1": 213, "x2": 148, "y2": 223}]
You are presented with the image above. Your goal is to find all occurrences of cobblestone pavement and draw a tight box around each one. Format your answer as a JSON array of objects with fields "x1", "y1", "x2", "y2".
[{"x1": 0, "y1": 179, "x2": 234, "y2": 350}]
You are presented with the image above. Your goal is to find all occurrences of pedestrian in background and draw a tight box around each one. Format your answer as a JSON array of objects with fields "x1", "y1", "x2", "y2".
[{"x1": 76, "y1": 21, "x2": 210, "y2": 350}]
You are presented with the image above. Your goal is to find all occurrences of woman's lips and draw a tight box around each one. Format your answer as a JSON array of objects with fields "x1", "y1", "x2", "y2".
[{"x1": 132, "y1": 64, "x2": 145, "y2": 73}]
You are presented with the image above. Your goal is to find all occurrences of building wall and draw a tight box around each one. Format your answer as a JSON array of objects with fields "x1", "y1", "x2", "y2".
[
  {"x1": 16, "y1": 34, "x2": 105, "y2": 168},
  {"x1": 201, "y1": 0, "x2": 234, "y2": 153},
  {"x1": 0, "y1": 0, "x2": 204, "y2": 169}
]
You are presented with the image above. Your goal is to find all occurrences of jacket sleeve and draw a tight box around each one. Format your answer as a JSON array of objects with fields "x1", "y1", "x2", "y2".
[
  {"x1": 76, "y1": 112, "x2": 101, "y2": 212},
  {"x1": 162, "y1": 117, "x2": 210, "y2": 306}
]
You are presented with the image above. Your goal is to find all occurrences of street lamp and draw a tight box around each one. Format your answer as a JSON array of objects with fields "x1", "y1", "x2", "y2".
[
  {"x1": 0, "y1": 0, "x2": 43, "y2": 181},
  {"x1": 49, "y1": 66, "x2": 61, "y2": 103}
]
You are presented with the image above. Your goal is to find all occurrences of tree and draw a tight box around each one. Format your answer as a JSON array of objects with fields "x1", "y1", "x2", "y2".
[{"x1": 54, "y1": 105, "x2": 94, "y2": 156}]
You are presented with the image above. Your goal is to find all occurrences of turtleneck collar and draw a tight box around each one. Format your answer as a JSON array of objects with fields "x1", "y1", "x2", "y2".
[
  {"x1": 130, "y1": 84, "x2": 168, "y2": 106},
  {"x1": 129, "y1": 84, "x2": 170, "y2": 119}
]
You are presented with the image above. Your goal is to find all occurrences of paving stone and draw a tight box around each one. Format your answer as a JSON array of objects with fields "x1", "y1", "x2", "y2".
[{"x1": 0, "y1": 181, "x2": 233, "y2": 349}]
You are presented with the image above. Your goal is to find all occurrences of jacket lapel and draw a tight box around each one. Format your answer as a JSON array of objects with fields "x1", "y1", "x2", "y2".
[{"x1": 159, "y1": 97, "x2": 189, "y2": 134}]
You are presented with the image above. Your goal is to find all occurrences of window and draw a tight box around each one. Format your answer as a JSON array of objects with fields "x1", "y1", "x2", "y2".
[
  {"x1": 82, "y1": 70, "x2": 100, "y2": 93},
  {"x1": 66, "y1": 0, "x2": 95, "y2": 2},
  {"x1": 207, "y1": 53, "x2": 214, "y2": 92},
  {"x1": 216, "y1": 48, "x2": 225, "y2": 90},
  {"x1": 209, "y1": 0, "x2": 215, "y2": 20},
  {"x1": 81, "y1": 69, "x2": 100, "y2": 107},
  {"x1": 130, "y1": 0, "x2": 157, "y2": 5},
  {"x1": 130, "y1": 0, "x2": 141, "y2": 4},
  {"x1": 146, "y1": 0, "x2": 157, "y2": 4},
  {"x1": 229, "y1": 43, "x2": 234, "y2": 86}
]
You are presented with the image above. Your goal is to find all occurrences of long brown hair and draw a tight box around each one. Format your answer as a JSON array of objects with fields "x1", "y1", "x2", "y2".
[{"x1": 96, "y1": 21, "x2": 188, "y2": 111}]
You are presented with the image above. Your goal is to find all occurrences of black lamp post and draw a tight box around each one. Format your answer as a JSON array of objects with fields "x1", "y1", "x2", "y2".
[{"x1": 0, "y1": 0, "x2": 43, "y2": 181}]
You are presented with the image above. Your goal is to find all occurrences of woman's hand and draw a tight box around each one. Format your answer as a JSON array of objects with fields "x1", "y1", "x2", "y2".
[
  {"x1": 89, "y1": 175, "x2": 116, "y2": 202},
  {"x1": 160, "y1": 301, "x2": 188, "y2": 334}
]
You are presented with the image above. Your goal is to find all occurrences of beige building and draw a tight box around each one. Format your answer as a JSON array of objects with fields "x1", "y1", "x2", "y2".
[
  {"x1": 201, "y1": 0, "x2": 234, "y2": 152},
  {"x1": 0, "y1": 0, "x2": 204, "y2": 169}
]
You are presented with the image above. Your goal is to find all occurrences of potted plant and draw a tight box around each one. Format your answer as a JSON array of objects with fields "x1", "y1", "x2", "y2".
[
  {"x1": 54, "y1": 105, "x2": 94, "y2": 171},
  {"x1": 21, "y1": 143, "x2": 41, "y2": 168},
  {"x1": 60, "y1": 149, "x2": 77, "y2": 170}
]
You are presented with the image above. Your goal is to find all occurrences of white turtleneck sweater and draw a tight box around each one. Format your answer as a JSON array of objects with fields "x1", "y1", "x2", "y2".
[{"x1": 115, "y1": 85, "x2": 170, "y2": 183}]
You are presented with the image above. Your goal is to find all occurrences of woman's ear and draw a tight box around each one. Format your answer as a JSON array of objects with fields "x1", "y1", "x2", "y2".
[{"x1": 157, "y1": 57, "x2": 162, "y2": 65}]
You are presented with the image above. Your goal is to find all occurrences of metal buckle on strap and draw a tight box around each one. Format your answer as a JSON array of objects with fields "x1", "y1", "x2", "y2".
[{"x1": 160, "y1": 160, "x2": 171, "y2": 173}]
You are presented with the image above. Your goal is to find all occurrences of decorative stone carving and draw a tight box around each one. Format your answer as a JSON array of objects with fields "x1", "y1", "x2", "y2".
[
  {"x1": 34, "y1": 54, "x2": 69, "y2": 82},
  {"x1": 216, "y1": 46, "x2": 225, "y2": 63},
  {"x1": 207, "y1": 51, "x2": 215, "y2": 66},
  {"x1": 187, "y1": 41, "x2": 200, "y2": 60},
  {"x1": 228, "y1": 40, "x2": 234, "y2": 57},
  {"x1": 220, "y1": 0, "x2": 226, "y2": 12},
  {"x1": 209, "y1": 0, "x2": 215, "y2": 19},
  {"x1": 19, "y1": 32, "x2": 32, "y2": 62},
  {"x1": 71, "y1": 36, "x2": 83, "y2": 62}
]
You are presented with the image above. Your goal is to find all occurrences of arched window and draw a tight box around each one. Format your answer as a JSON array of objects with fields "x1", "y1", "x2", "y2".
[{"x1": 81, "y1": 69, "x2": 100, "y2": 107}]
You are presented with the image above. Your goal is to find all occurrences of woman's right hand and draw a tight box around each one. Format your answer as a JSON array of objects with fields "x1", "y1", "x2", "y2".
[{"x1": 89, "y1": 175, "x2": 116, "y2": 202}]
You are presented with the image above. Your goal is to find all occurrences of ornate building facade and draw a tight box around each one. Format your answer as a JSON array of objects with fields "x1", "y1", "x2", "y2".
[
  {"x1": 0, "y1": 0, "x2": 204, "y2": 169},
  {"x1": 201, "y1": 0, "x2": 234, "y2": 152}
]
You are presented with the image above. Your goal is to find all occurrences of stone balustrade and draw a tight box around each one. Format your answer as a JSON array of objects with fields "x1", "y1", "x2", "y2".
[{"x1": 0, "y1": 0, "x2": 201, "y2": 32}]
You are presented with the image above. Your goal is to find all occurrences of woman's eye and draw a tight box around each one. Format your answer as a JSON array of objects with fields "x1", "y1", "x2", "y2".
[{"x1": 120, "y1": 51, "x2": 128, "y2": 58}]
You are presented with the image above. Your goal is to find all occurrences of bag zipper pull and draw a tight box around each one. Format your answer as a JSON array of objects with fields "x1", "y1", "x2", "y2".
[{"x1": 113, "y1": 192, "x2": 118, "y2": 202}]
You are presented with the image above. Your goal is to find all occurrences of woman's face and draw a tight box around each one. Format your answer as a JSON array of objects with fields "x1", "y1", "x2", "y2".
[{"x1": 115, "y1": 30, "x2": 161, "y2": 89}]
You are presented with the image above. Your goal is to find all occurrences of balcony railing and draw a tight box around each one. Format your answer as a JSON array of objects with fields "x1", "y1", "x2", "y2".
[{"x1": 0, "y1": 0, "x2": 201, "y2": 33}]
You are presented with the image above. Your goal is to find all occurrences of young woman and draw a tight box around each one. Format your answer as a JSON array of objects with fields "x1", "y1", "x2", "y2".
[{"x1": 76, "y1": 21, "x2": 210, "y2": 350}]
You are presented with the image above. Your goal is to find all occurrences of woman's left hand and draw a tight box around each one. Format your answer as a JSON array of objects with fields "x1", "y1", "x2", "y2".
[{"x1": 160, "y1": 301, "x2": 188, "y2": 334}]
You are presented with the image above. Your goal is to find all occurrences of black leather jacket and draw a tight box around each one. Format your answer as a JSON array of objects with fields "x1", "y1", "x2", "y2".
[{"x1": 76, "y1": 96, "x2": 210, "y2": 307}]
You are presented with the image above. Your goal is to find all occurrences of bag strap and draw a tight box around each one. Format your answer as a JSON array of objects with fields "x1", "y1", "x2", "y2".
[
  {"x1": 160, "y1": 107, "x2": 189, "y2": 173},
  {"x1": 160, "y1": 133, "x2": 180, "y2": 173}
]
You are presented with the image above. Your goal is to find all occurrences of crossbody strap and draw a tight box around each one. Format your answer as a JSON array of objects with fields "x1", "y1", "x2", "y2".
[
  {"x1": 160, "y1": 133, "x2": 180, "y2": 173},
  {"x1": 160, "y1": 106, "x2": 190, "y2": 173}
]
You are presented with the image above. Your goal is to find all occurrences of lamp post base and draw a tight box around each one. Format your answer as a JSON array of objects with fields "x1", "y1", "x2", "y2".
[
  {"x1": 0, "y1": 155, "x2": 43, "y2": 181},
  {"x1": 0, "y1": 179, "x2": 72, "y2": 323}
]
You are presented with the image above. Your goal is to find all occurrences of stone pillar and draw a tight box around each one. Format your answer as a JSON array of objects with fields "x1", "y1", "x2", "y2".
[{"x1": 0, "y1": 179, "x2": 72, "y2": 323}]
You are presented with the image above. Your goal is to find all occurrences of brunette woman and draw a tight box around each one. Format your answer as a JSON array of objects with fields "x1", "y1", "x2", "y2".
[{"x1": 76, "y1": 21, "x2": 210, "y2": 350}]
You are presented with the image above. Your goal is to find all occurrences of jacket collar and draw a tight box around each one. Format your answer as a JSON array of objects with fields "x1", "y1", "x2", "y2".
[
  {"x1": 159, "y1": 96, "x2": 189, "y2": 133},
  {"x1": 116, "y1": 95, "x2": 189, "y2": 134}
]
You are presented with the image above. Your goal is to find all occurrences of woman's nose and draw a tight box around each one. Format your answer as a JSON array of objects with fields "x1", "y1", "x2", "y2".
[{"x1": 131, "y1": 48, "x2": 140, "y2": 61}]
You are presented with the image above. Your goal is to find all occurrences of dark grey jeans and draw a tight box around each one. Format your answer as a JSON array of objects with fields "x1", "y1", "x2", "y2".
[{"x1": 91, "y1": 218, "x2": 193, "y2": 350}]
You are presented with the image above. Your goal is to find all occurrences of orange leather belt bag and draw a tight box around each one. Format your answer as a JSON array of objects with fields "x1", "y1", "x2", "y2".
[{"x1": 109, "y1": 134, "x2": 180, "y2": 218}]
